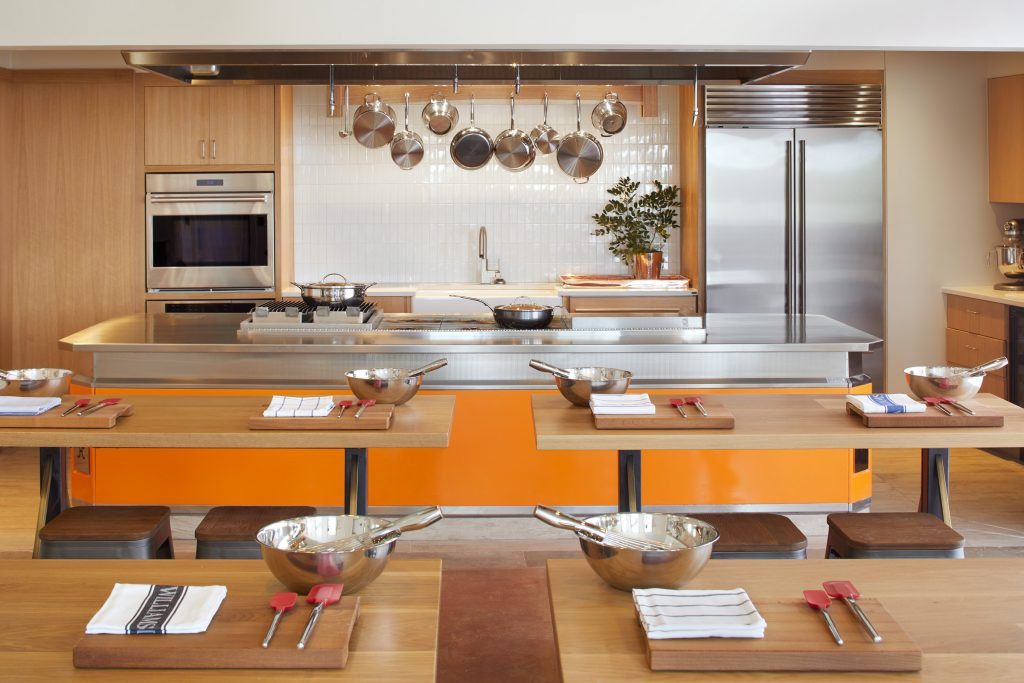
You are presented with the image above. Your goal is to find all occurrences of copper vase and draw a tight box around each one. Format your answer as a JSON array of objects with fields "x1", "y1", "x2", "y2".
[{"x1": 633, "y1": 252, "x2": 663, "y2": 279}]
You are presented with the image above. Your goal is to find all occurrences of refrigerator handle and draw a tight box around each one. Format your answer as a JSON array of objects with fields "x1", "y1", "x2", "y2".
[
  {"x1": 784, "y1": 140, "x2": 794, "y2": 315},
  {"x1": 797, "y1": 139, "x2": 807, "y2": 315}
]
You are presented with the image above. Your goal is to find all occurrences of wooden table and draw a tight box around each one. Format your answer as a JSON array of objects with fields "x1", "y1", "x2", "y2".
[
  {"x1": 547, "y1": 558, "x2": 1024, "y2": 681},
  {"x1": 532, "y1": 393, "x2": 1024, "y2": 516},
  {"x1": 0, "y1": 395, "x2": 455, "y2": 555},
  {"x1": 0, "y1": 558, "x2": 440, "y2": 679}
]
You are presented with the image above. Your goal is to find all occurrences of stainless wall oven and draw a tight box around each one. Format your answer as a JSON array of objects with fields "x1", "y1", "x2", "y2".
[{"x1": 146, "y1": 172, "x2": 275, "y2": 292}]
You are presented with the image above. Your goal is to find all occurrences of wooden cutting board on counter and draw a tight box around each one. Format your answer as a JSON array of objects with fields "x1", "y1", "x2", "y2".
[
  {"x1": 248, "y1": 403, "x2": 394, "y2": 430},
  {"x1": 74, "y1": 595, "x2": 360, "y2": 669},
  {"x1": 594, "y1": 400, "x2": 735, "y2": 430},
  {"x1": 845, "y1": 401, "x2": 1004, "y2": 427},
  {"x1": 646, "y1": 597, "x2": 921, "y2": 672},
  {"x1": 0, "y1": 401, "x2": 133, "y2": 429}
]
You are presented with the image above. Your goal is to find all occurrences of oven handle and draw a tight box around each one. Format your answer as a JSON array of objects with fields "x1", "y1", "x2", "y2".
[{"x1": 148, "y1": 194, "x2": 269, "y2": 203}]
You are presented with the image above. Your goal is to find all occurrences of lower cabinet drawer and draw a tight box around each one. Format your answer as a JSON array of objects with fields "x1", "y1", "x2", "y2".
[
  {"x1": 945, "y1": 328, "x2": 1006, "y2": 377},
  {"x1": 566, "y1": 295, "x2": 697, "y2": 316}
]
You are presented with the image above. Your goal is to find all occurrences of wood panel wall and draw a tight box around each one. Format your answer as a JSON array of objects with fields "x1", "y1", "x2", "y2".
[
  {"x1": 3, "y1": 70, "x2": 140, "y2": 374},
  {"x1": 678, "y1": 84, "x2": 703, "y2": 311},
  {"x1": 0, "y1": 69, "x2": 14, "y2": 371}
]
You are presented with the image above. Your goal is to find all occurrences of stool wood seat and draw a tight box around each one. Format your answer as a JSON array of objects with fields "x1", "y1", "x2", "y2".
[
  {"x1": 195, "y1": 505, "x2": 316, "y2": 559},
  {"x1": 38, "y1": 506, "x2": 174, "y2": 559},
  {"x1": 825, "y1": 512, "x2": 965, "y2": 559},
  {"x1": 691, "y1": 512, "x2": 808, "y2": 559}
]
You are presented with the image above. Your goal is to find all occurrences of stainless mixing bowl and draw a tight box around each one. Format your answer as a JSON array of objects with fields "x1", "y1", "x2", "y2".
[
  {"x1": 257, "y1": 515, "x2": 398, "y2": 594},
  {"x1": 553, "y1": 367, "x2": 633, "y2": 406},
  {"x1": 0, "y1": 368, "x2": 73, "y2": 397},
  {"x1": 578, "y1": 513, "x2": 718, "y2": 591},
  {"x1": 904, "y1": 365, "x2": 985, "y2": 401},
  {"x1": 346, "y1": 368, "x2": 425, "y2": 405}
]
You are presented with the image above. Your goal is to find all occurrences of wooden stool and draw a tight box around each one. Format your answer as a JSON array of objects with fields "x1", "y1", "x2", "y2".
[
  {"x1": 195, "y1": 506, "x2": 316, "y2": 559},
  {"x1": 38, "y1": 506, "x2": 174, "y2": 559},
  {"x1": 825, "y1": 512, "x2": 965, "y2": 559},
  {"x1": 691, "y1": 513, "x2": 808, "y2": 559}
]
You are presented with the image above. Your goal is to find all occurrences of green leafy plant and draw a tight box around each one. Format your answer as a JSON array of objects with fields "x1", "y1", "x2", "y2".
[{"x1": 591, "y1": 177, "x2": 682, "y2": 261}]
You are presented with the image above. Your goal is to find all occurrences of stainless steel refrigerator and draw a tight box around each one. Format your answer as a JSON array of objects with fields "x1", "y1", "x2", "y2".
[{"x1": 705, "y1": 124, "x2": 884, "y2": 387}]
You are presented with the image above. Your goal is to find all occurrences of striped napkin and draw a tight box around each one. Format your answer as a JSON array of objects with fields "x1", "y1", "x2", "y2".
[
  {"x1": 847, "y1": 393, "x2": 926, "y2": 414},
  {"x1": 262, "y1": 395, "x2": 335, "y2": 418},
  {"x1": 633, "y1": 587, "x2": 767, "y2": 639},
  {"x1": 0, "y1": 396, "x2": 61, "y2": 416},
  {"x1": 590, "y1": 394, "x2": 656, "y2": 415},
  {"x1": 86, "y1": 584, "x2": 227, "y2": 635}
]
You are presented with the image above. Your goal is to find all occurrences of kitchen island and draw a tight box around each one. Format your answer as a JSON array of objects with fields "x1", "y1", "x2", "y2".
[{"x1": 59, "y1": 312, "x2": 881, "y2": 514}]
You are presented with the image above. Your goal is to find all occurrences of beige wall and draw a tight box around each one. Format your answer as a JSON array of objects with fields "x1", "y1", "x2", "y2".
[{"x1": 882, "y1": 52, "x2": 1024, "y2": 390}]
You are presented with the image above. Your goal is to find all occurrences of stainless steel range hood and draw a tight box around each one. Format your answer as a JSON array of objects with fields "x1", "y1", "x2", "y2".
[{"x1": 122, "y1": 50, "x2": 809, "y2": 85}]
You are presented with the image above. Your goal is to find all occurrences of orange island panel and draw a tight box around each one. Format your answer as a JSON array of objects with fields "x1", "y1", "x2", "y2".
[{"x1": 76, "y1": 386, "x2": 871, "y2": 509}]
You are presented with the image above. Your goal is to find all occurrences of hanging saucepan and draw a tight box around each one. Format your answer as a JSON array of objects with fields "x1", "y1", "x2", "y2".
[
  {"x1": 557, "y1": 93, "x2": 604, "y2": 184},
  {"x1": 591, "y1": 92, "x2": 628, "y2": 137},
  {"x1": 450, "y1": 94, "x2": 494, "y2": 170},
  {"x1": 421, "y1": 91, "x2": 460, "y2": 135},
  {"x1": 530, "y1": 92, "x2": 559, "y2": 155},
  {"x1": 391, "y1": 93, "x2": 425, "y2": 170},
  {"x1": 352, "y1": 93, "x2": 396, "y2": 149},
  {"x1": 449, "y1": 295, "x2": 557, "y2": 330},
  {"x1": 291, "y1": 273, "x2": 377, "y2": 307},
  {"x1": 494, "y1": 94, "x2": 536, "y2": 172}
]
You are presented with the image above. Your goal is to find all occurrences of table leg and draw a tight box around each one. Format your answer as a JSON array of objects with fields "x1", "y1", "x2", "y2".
[
  {"x1": 919, "y1": 448, "x2": 951, "y2": 522},
  {"x1": 344, "y1": 448, "x2": 368, "y2": 516},
  {"x1": 618, "y1": 450, "x2": 642, "y2": 513},
  {"x1": 34, "y1": 447, "x2": 68, "y2": 558}
]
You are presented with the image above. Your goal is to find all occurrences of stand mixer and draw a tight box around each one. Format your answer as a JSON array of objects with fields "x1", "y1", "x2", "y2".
[{"x1": 995, "y1": 219, "x2": 1024, "y2": 291}]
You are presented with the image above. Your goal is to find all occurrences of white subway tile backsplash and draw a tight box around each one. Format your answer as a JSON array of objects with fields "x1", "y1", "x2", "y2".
[{"x1": 292, "y1": 87, "x2": 680, "y2": 283}]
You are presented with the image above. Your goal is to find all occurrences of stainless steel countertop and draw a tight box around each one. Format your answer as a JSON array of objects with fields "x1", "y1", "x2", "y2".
[{"x1": 60, "y1": 313, "x2": 881, "y2": 354}]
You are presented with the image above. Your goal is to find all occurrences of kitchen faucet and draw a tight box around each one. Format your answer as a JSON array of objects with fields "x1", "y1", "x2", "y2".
[{"x1": 478, "y1": 226, "x2": 506, "y2": 284}]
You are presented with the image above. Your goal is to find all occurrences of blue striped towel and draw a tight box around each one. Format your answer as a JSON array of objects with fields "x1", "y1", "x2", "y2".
[{"x1": 847, "y1": 394, "x2": 926, "y2": 414}]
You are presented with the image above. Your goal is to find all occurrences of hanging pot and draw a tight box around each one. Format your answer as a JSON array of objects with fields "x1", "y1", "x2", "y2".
[
  {"x1": 450, "y1": 94, "x2": 494, "y2": 170},
  {"x1": 494, "y1": 94, "x2": 536, "y2": 172},
  {"x1": 557, "y1": 93, "x2": 604, "y2": 183},
  {"x1": 391, "y1": 93, "x2": 425, "y2": 170},
  {"x1": 530, "y1": 92, "x2": 559, "y2": 155},
  {"x1": 591, "y1": 92, "x2": 628, "y2": 137},
  {"x1": 421, "y1": 92, "x2": 460, "y2": 135},
  {"x1": 352, "y1": 93, "x2": 396, "y2": 149}
]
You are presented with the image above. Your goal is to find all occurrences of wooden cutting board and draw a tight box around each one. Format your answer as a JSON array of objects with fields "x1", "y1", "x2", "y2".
[
  {"x1": 594, "y1": 400, "x2": 735, "y2": 430},
  {"x1": 646, "y1": 597, "x2": 921, "y2": 672},
  {"x1": 845, "y1": 401, "x2": 1004, "y2": 427},
  {"x1": 74, "y1": 595, "x2": 359, "y2": 669},
  {"x1": 248, "y1": 403, "x2": 394, "y2": 430},
  {"x1": 0, "y1": 401, "x2": 134, "y2": 428}
]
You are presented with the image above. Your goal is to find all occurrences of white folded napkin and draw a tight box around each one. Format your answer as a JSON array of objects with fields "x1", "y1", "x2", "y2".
[
  {"x1": 633, "y1": 587, "x2": 766, "y2": 639},
  {"x1": 0, "y1": 396, "x2": 61, "y2": 416},
  {"x1": 847, "y1": 393, "x2": 926, "y2": 414},
  {"x1": 590, "y1": 394, "x2": 656, "y2": 415},
  {"x1": 86, "y1": 583, "x2": 227, "y2": 635},
  {"x1": 262, "y1": 395, "x2": 335, "y2": 418}
]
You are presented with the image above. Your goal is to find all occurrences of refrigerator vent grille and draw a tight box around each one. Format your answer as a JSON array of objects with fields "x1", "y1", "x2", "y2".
[{"x1": 704, "y1": 84, "x2": 882, "y2": 128}]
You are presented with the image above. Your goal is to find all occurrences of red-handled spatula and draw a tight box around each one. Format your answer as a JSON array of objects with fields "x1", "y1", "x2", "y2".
[
  {"x1": 684, "y1": 396, "x2": 709, "y2": 417},
  {"x1": 803, "y1": 589, "x2": 844, "y2": 646},
  {"x1": 61, "y1": 398, "x2": 91, "y2": 417},
  {"x1": 261, "y1": 591, "x2": 298, "y2": 648},
  {"x1": 335, "y1": 399, "x2": 354, "y2": 419},
  {"x1": 669, "y1": 398, "x2": 689, "y2": 418},
  {"x1": 924, "y1": 397, "x2": 954, "y2": 416},
  {"x1": 78, "y1": 398, "x2": 121, "y2": 416},
  {"x1": 297, "y1": 583, "x2": 343, "y2": 649},
  {"x1": 354, "y1": 399, "x2": 376, "y2": 420},
  {"x1": 823, "y1": 580, "x2": 882, "y2": 643}
]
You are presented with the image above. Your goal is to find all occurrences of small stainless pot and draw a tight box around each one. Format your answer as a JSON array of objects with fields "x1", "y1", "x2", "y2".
[
  {"x1": 352, "y1": 93, "x2": 396, "y2": 149},
  {"x1": 530, "y1": 93, "x2": 559, "y2": 155},
  {"x1": 450, "y1": 94, "x2": 494, "y2": 170},
  {"x1": 421, "y1": 92, "x2": 459, "y2": 135},
  {"x1": 591, "y1": 92, "x2": 628, "y2": 137},
  {"x1": 346, "y1": 359, "x2": 448, "y2": 404},
  {"x1": 391, "y1": 93, "x2": 424, "y2": 170},
  {"x1": 494, "y1": 94, "x2": 536, "y2": 172},
  {"x1": 290, "y1": 273, "x2": 376, "y2": 308},
  {"x1": 557, "y1": 93, "x2": 604, "y2": 184},
  {"x1": 0, "y1": 368, "x2": 73, "y2": 397}
]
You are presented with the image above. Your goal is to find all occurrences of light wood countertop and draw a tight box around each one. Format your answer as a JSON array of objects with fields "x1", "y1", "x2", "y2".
[
  {"x1": 0, "y1": 559, "x2": 441, "y2": 679},
  {"x1": 532, "y1": 393, "x2": 1024, "y2": 451},
  {"x1": 548, "y1": 557, "x2": 1024, "y2": 682}
]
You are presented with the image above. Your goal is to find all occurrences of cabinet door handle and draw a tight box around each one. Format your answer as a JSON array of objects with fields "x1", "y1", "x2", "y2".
[
  {"x1": 965, "y1": 345, "x2": 978, "y2": 351},
  {"x1": 573, "y1": 307, "x2": 681, "y2": 314},
  {"x1": 966, "y1": 309, "x2": 979, "y2": 314},
  {"x1": 211, "y1": 139, "x2": 217, "y2": 160},
  {"x1": 199, "y1": 139, "x2": 206, "y2": 159}
]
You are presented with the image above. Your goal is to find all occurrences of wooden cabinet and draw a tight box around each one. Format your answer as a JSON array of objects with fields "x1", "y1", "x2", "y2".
[
  {"x1": 988, "y1": 74, "x2": 1024, "y2": 202},
  {"x1": 144, "y1": 85, "x2": 275, "y2": 167},
  {"x1": 564, "y1": 295, "x2": 698, "y2": 316},
  {"x1": 365, "y1": 296, "x2": 411, "y2": 313},
  {"x1": 945, "y1": 294, "x2": 1008, "y2": 398}
]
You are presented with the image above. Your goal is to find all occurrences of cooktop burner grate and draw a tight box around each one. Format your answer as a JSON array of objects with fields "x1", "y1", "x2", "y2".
[{"x1": 254, "y1": 299, "x2": 376, "y2": 314}]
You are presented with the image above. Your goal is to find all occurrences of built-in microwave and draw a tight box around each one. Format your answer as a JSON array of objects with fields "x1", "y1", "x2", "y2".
[{"x1": 146, "y1": 172, "x2": 275, "y2": 292}]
